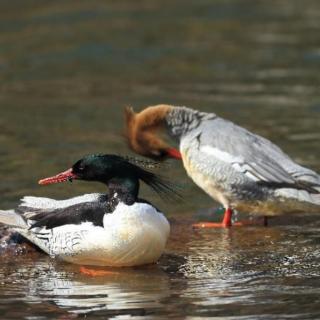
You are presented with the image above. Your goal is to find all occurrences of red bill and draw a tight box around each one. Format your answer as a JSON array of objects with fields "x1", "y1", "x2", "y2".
[
  {"x1": 38, "y1": 168, "x2": 78, "y2": 185},
  {"x1": 166, "y1": 148, "x2": 182, "y2": 160}
]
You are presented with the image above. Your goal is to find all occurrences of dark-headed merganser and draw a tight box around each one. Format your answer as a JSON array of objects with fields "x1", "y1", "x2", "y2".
[
  {"x1": 0, "y1": 154, "x2": 172, "y2": 266},
  {"x1": 125, "y1": 105, "x2": 320, "y2": 227}
]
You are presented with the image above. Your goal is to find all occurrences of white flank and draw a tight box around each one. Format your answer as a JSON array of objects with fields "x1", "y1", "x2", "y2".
[
  {"x1": 200, "y1": 145, "x2": 243, "y2": 164},
  {"x1": 200, "y1": 145, "x2": 262, "y2": 182},
  {"x1": 19, "y1": 201, "x2": 170, "y2": 267}
]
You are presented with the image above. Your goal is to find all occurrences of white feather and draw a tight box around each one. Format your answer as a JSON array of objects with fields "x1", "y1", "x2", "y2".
[
  {"x1": 200, "y1": 145, "x2": 244, "y2": 164},
  {"x1": 20, "y1": 193, "x2": 102, "y2": 210},
  {"x1": 0, "y1": 210, "x2": 27, "y2": 228},
  {"x1": 15, "y1": 201, "x2": 170, "y2": 267},
  {"x1": 200, "y1": 145, "x2": 262, "y2": 182}
]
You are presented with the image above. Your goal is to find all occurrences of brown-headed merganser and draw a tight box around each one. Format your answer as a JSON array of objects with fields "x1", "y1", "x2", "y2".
[
  {"x1": 0, "y1": 154, "x2": 173, "y2": 266},
  {"x1": 125, "y1": 105, "x2": 320, "y2": 227}
]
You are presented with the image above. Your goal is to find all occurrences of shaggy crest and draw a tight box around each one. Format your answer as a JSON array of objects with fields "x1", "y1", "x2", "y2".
[{"x1": 124, "y1": 155, "x2": 167, "y2": 170}]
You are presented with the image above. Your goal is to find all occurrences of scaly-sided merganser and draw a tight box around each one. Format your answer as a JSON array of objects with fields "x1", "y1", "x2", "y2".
[
  {"x1": 0, "y1": 154, "x2": 172, "y2": 266},
  {"x1": 125, "y1": 105, "x2": 320, "y2": 227}
]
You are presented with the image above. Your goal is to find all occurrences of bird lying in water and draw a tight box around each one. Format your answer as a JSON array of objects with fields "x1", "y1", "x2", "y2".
[
  {"x1": 0, "y1": 154, "x2": 173, "y2": 266},
  {"x1": 125, "y1": 104, "x2": 320, "y2": 227}
]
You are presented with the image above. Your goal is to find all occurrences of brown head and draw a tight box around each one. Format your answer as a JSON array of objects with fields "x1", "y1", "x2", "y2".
[{"x1": 125, "y1": 104, "x2": 182, "y2": 161}]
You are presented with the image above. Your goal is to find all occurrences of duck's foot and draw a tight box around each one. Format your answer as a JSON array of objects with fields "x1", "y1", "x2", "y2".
[
  {"x1": 193, "y1": 208, "x2": 232, "y2": 228},
  {"x1": 80, "y1": 266, "x2": 119, "y2": 276},
  {"x1": 192, "y1": 222, "x2": 231, "y2": 228},
  {"x1": 193, "y1": 213, "x2": 268, "y2": 229},
  {"x1": 192, "y1": 221, "x2": 260, "y2": 228}
]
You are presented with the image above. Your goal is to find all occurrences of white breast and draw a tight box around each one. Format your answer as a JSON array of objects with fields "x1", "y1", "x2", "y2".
[
  {"x1": 180, "y1": 144, "x2": 231, "y2": 208},
  {"x1": 51, "y1": 202, "x2": 170, "y2": 267}
]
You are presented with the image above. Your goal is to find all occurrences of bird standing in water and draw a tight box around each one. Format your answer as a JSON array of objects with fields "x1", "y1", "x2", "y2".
[
  {"x1": 0, "y1": 154, "x2": 173, "y2": 267},
  {"x1": 125, "y1": 104, "x2": 320, "y2": 227}
]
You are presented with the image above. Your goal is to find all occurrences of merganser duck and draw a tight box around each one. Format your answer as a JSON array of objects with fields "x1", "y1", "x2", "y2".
[
  {"x1": 125, "y1": 104, "x2": 320, "y2": 227},
  {"x1": 0, "y1": 154, "x2": 172, "y2": 266}
]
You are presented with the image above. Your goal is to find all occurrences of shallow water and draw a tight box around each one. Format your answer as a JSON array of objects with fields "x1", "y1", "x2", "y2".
[{"x1": 0, "y1": 0, "x2": 320, "y2": 319}]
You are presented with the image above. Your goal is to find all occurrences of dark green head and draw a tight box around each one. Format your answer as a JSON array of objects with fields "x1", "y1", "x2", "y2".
[
  {"x1": 39, "y1": 154, "x2": 140, "y2": 185},
  {"x1": 72, "y1": 154, "x2": 136, "y2": 182},
  {"x1": 39, "y1": 154, "x2": 180, "y2": 201}
]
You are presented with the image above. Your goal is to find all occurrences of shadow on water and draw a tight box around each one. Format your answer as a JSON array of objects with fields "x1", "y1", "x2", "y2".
[{"x1": 0, "y1": 0, "x2": 320, "y2": 319}]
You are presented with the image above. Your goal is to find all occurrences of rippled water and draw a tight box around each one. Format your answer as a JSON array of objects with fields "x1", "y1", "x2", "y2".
[{"x1": 0, "y1": 0, "x2": 320, "y2": 319}]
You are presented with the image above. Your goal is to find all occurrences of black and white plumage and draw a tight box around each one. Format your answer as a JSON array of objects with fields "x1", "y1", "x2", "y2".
[{"x1": 0, "y1": 155, "x2": 173, "y2": 266}]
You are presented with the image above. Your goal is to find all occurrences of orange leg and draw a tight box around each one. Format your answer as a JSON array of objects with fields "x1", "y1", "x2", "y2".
[
  {"x1": 193, "y1": 208, "x2": 233, "y2": 228},
  {"x1": 80, "y1": 266, "x2": 119, "y2": 276},
  {"x1": 193, "y1": 208, "x2": 269, "y2": 229}
]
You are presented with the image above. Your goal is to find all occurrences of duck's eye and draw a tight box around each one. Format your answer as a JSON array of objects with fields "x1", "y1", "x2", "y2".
[{"x1": 78, "y1": 165, "x2": 86, "y2": 172}]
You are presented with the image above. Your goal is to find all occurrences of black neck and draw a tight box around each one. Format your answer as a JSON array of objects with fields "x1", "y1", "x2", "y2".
[{"x1": 106, "y1": 176, "x2": 139, "y2": 206}]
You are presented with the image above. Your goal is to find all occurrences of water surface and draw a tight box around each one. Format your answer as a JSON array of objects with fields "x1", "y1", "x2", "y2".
[{"x1": 0, "y1": 0, "x2": 320, "y2": 319}]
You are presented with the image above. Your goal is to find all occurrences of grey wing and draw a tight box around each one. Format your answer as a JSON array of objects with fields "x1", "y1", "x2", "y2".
[{"x1": 197, "y1": 118, "x2": 320, "y2": 191}]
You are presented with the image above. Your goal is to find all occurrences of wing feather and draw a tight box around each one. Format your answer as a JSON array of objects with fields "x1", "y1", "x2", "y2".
[
  {"x1": 20, "y1": 193, "x2": 102, "y2": 210},
  {"x1": 197, "y1": 118, "x2": 320, "y2": 192}
]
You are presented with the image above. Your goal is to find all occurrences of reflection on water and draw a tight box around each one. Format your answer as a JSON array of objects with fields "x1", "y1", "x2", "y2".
[
  {"x1": 0, "y1": 0, "x2": 320, "y2": 319},
  {"x1": 0, "y1": 255, "x2": 171, "y2": 318},
  {"x1": 27, "y1": 264, "x2": 169, "y2": 315},
  {"x1": 1, "y1": 222, "x2": 320, "y2": 319}
]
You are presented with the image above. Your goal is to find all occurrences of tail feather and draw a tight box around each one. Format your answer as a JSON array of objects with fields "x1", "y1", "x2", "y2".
[
  {"x1": 124, "y1": 155, "x2": 168, "y2": 170},
  {"x1": 275, "y1": 188, "x2": 320, "y2": 209},
  {"x1": 0, "y1": 210, "x2": 27, "y2": 228}
]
